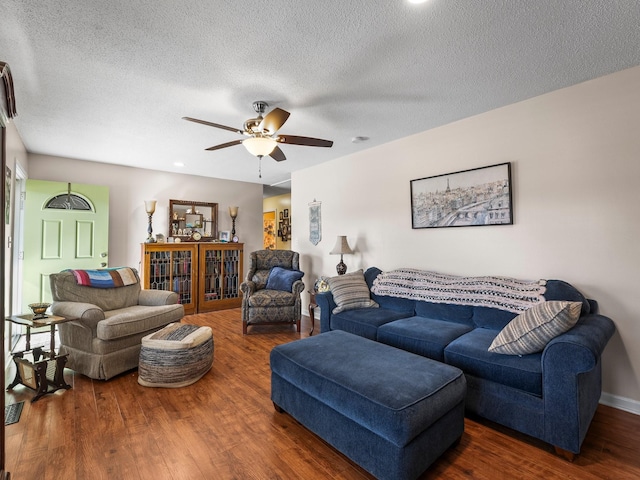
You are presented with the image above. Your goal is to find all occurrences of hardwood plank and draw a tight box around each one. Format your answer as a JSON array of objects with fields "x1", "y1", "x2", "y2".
[{"x1": 5, "y1": 309, "x2": 640, "y2": 479}]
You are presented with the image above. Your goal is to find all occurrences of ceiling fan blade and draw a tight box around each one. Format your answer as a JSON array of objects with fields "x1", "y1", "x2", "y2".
[
  {"x1": 277, "y1": 135, "x2": 333, "y2": 148},
  {"x1": 269, "y1": 146, "x2": 287, "y2": 162},
  {"x1": 205, "y1": 139, "x2": 244, "y2": 151},
  {"x1": 183, "y1": 116, "x2": 244, "y2": 135},
  {"x1": 259, "y1": 108, "x2": 290, "y2": 134}
]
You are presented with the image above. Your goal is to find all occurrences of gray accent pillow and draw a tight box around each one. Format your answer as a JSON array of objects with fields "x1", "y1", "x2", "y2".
[
  {"x1": 488, "y1": 301, "x2": 582, "y2": 355},
  {"x1": 328, "y1": 269, "x2": 379, "y2": 314}
]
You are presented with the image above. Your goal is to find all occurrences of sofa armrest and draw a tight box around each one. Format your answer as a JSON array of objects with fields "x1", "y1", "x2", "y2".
[
  {"x1": 51, "y1": 301, "x2": 105, "y2": 327},
  {"x1": 240, "y1": 281, "x2": 256, "y2": 296},
  {"x1": 541, "y1": 313, "x2": 615, "y2": 453},
  {"x1": 316, "y1": 291, "x2": 337, "y2": 333},
  {"x1": 292, "y1": 279, "x2": 305, "y2": 295},
  {"x1": 138, "y1": 289, "x2": 179, "y2": 306},
  {"x1": 544, "y1": 313, "x2": 615, "y2": 362}
]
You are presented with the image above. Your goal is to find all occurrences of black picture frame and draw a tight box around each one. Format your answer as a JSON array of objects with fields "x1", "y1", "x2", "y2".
[
  {"x1": 283, "y1": 208, "x2": 289, "y2": 218},
  {"x1": 279, "y1": 212, "x2": 284, "y2": 220},
  {"x1": 410, "y1": 162, "x2": 513, "y2": 229}
]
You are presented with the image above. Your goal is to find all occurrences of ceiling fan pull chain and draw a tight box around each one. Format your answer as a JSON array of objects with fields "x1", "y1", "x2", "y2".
[{"x1": 258, "y1": 155, "x2": 262, "y2": 178}]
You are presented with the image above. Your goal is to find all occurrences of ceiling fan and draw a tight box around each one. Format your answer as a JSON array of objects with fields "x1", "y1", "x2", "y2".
[{"x1": 183, "y1": 101, "x2": 333, "y2": 177}]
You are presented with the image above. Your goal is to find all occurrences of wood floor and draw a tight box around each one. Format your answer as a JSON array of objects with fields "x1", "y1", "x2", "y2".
[{"x1": 5, "y1": 309, "x2": 640, "y2": 479}]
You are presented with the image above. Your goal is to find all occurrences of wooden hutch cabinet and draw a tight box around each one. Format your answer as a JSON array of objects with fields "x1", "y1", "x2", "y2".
[
  {"x1": 141, "y1": 242, "x2": 243, "y2": 315},
  {"x1": 197, "y1": 243, "x2": 243, "y2": 312}
]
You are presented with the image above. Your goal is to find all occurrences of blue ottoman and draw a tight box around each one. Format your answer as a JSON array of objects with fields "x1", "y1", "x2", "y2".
[{"x1": 270, "y1": 330, "x2": 466, "y2": 480}]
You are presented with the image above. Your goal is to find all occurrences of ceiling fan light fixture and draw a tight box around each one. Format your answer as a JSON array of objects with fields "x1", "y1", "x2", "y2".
[{"x1": 243, "y1": 136, "x2": 277, "y2": 157}]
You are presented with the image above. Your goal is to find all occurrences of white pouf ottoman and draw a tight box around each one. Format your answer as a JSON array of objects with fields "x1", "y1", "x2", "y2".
[{"x1": 138, "y1": 323, "x2": 213, "y2": 388}]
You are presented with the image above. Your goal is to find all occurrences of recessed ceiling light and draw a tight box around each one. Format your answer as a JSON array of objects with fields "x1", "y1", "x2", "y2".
[
  {"x1": 174, "y1": 162, "x2": 184, "y2": 167},
  {"x1": 351, "y1": 136, "x2": 369, "y2": 143},
  {"x1": 407, "y1": 0, "x2": 429, "y2": 4}
]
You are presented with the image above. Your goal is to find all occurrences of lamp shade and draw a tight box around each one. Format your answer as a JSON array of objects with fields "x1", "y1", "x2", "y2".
[
  {"x1": 144, "y1": 200, "x2": 157, "y2": 215},
  {"x1": 330, "y1": 236, "x2": 353, "y2": 255},
  {"x1": 242, "y1": 137, "x2": 277, "y2": 157},
  {"x1": 229, "y1": 206, "x2": 239, "y2": 218}
]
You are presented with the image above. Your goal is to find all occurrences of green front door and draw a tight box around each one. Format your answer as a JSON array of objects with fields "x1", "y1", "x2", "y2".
[{"x1": 22, "y1": 180, "x2": 109, "y2": 311}]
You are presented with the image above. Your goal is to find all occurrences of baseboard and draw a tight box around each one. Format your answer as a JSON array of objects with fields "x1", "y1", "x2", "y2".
[{"x1": 600, "y1": 392, "x2": 640, "y2": 415}]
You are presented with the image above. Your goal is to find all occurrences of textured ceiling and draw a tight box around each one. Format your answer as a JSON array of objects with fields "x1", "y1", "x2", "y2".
[{"x1": 2, "y1": 1, "x2": 640, "y2": 190}]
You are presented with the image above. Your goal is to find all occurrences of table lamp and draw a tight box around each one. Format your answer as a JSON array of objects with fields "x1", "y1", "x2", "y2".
[
  {"x1": 144, "y1": 200, "x2": 157, "y2": 243},
  {"x1": 229, "y1": 206, "x2": 239, "y2": 238},
  {"x1": 330, "y1": 235, "x2": 353, "y2": 275}
]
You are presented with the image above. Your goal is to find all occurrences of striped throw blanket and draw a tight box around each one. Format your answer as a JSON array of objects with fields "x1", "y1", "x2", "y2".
[
  {"x1": 68, "y1": 267, "x2": 138, "y2": 288},
  {"x1": 371, "y1": 268, "x2": 546, "y2": 313}
]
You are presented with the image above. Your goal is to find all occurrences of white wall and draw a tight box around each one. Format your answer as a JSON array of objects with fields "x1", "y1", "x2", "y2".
[
  {"x1": 27, "y1": 155, "x2": 263, "y2": 277},
  {"x1": 292, "y1": 65, "x2": 640, "y2": 408}
]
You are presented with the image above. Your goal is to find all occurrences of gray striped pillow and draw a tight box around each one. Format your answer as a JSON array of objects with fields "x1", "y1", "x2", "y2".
[
  {"x1": 328, "y1": 270, "x2": 379, "y2": 314},
  {"x1": 488, "y1": 301, "x2": 582, "y2": 355}
]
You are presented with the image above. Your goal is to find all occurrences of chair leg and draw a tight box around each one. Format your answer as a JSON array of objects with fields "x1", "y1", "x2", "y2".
[
  {"x1": 243, "y1": 320, "x2": 248, "y2": 335},
  {"x1": 296, "y1": 318, "x2": 301, "y2": 332}
]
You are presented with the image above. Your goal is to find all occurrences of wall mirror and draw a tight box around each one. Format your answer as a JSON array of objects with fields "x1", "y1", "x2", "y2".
[{"x1": 169, "y1": 200, "x2": 218, "y2": 241}]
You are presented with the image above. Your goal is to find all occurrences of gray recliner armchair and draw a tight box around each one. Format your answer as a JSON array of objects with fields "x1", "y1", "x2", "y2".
[
  {"x1": 240, "y1": 250, "x2": 305, "y2": 334},
  {"x1": 50, "y1": 268, "x2": 184, "y2": 380}
]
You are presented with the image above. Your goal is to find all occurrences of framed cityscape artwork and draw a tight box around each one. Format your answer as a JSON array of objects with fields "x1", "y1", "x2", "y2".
[{"x1": 410, "y1": 162, "x2": 512, "y2": 229}]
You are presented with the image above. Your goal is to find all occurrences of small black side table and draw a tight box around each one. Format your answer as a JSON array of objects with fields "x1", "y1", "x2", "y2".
[
  {"x1": 308, "y1": 291, "x2": 318, "y2": 336},
  {"x1": 6, "y1": 314, "x2": 74, "y2": 402}
]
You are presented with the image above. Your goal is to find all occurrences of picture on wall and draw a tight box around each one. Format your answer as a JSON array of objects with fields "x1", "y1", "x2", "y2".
[
  {"x1": 263, "y1": 211, "x2": 276, "y2": 250},
  {"x1": 308, "y1": 199, "x2": 322, "y2": 246},
  {"x1": 410, "y1": 162, "x2": 512, "y2": 229}
]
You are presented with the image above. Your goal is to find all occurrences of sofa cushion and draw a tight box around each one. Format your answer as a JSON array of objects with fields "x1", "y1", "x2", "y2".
[
  {"x1": 415, "y1": 301, "x2": 474, "y2": 326},
  {"x1": 328, "y1": 270, "x2": 378, "y2": 314},
  {"x1": 445, "y1": 328, "x2": 543, "y2": 396},
  {"x1": 96, "y1": 304, "x2": 185, "y2": 341},
  {"x1": 248, "y1": 289, "x2": 298, "y2": 307},
  {"x1": 51, "y1": 270, "x2": 141, "y2": 311},
  {"x1": 488, "y1": 301, "x2": 582, "y2": 355},
  {"x1": 265, "y1": 266, "x2": 304, "y2": 292},
  {"x1": 377, "y1": 316, "x2": 474, "y2": 362},
  {"x1": 365, "y1": 267, "x2": 416, "y2": 314},
  {"x1": 469, "y1": 280, "x2": 588, "y2": 331},
  {"x1": 331, "y1": 308, "x2": 410, "y2": 340},
  {"x1": 472, "y1": 306, "x2": 518, "y2": 330},
  {"x1": 543, "y1": 280, "x2": 590, "y2": 315},
  {"x1": 370, "y1": 291, "x2": 416, "y2": 314}
]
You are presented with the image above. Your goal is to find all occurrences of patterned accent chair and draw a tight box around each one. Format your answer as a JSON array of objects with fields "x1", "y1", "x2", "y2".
[{"x1": 240, "y1": 250, "x2": 305, "y2": 334}]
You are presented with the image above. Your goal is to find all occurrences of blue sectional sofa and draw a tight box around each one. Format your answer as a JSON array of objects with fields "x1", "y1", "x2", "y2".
[{"x1": 315, "y1": 267, "x2": 616, "y2": 457}]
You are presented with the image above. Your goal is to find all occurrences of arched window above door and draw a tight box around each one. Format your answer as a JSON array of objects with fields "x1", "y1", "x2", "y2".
[{"x1": 45, "y1": 193, "x2": 92, "y2": 211}]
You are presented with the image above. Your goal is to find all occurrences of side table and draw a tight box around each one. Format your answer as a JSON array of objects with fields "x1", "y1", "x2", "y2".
[
  {"x1": 6, "y1": 314, "x2": 74, "y2": 402},
  {"x1": 308, "y1": 291, "x2": 318, "y2": 336}
]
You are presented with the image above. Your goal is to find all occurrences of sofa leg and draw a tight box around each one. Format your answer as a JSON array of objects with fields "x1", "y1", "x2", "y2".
[
  {"x1": 554, "y1": 446, "x2": 576, "y2": 462},
  {"x1": 296, "y1": 318, "x2": 301, "y2": 333},
  {"x1": 243, "y1": 321, "x2": 247, "y2": 335}
]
